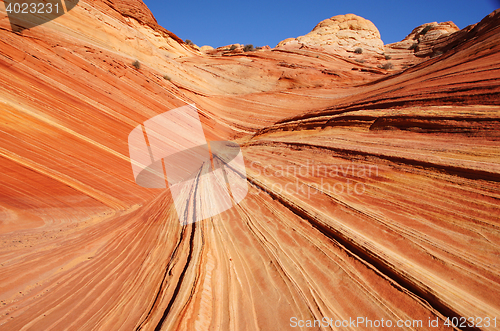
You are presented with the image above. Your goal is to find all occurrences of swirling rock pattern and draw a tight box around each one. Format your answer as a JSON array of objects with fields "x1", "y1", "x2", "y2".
[{"x1": 0, "y1": 1, "x2": 499, "y2": 330}]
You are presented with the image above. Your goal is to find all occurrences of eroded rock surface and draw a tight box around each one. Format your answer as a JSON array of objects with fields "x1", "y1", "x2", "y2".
[{"x1": 277, "y1": 14, "x2": 384, "y2": 55}]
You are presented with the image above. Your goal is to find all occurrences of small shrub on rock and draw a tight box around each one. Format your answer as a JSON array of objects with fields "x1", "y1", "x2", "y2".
[
  {"x1": 385, "y1": 54, "x2": 392, "y2": 60},
  {"x1": 185, "y1": 39, "x2": 195, "y2": 46},
  {"x1": 132, "y1": 60, "x2": 140, "y2": 69},
  {"x1": 229, "y1": 45, "x2": 237, "y2": 51},
  {"x1": 243, "y1": 44, "x2": 255, "y2": 52},
  {"x1": 354, "y1": 47, "x2": 363, "y2": 54}
]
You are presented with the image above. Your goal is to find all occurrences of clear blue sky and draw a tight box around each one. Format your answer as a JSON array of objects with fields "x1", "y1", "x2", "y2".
[{"x1": 142, "y1": 0, "x2": 499, "y2": 48}]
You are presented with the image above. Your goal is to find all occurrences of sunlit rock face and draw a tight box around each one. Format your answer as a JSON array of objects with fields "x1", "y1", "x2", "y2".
[
  {"x1": 0, "y1": 0, "x2": 499, "y2": 329},
  {"x1": 276, "y1": 14, "x2": 384, "y2": 54}
]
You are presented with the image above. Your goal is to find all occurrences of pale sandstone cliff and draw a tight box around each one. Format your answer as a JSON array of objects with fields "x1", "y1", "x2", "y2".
[{"x1": 0, "y1": 1, "x2": 499, "y2": 330}]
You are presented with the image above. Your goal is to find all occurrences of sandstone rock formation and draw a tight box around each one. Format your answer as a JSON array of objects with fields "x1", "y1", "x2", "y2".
[
  {"x1": 384, "y1": 21, "x2": 460, "y2": 65},
  {"x1": 200, "y1": 45, "x2": 214, "y2": 52},
  {"x1": 387, "y1": 21, "x2": 459, "y2": 51},
  {"x1": 277, "y1": 14, "x2": 384, "y2": 55},
  {"x1": 0, "y1": 1, "x2": 499, "y2": 330}
]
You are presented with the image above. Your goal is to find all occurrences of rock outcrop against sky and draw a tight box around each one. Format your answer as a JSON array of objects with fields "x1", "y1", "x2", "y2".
[
  {"x1": 277, "y1": 14, "x2": 384, "y2": 54},
  {"x1": 0, "y1": 1, "x2": 499, "y2": 330}
]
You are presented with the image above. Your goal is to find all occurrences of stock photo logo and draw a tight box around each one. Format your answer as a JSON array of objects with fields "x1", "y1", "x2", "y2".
[
  {"x1": 4, "y1": 0, "x2": 79, "y2": 32},
  {"x1": 128, "y1": 104, "x2": 248, "y2": 225}
]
